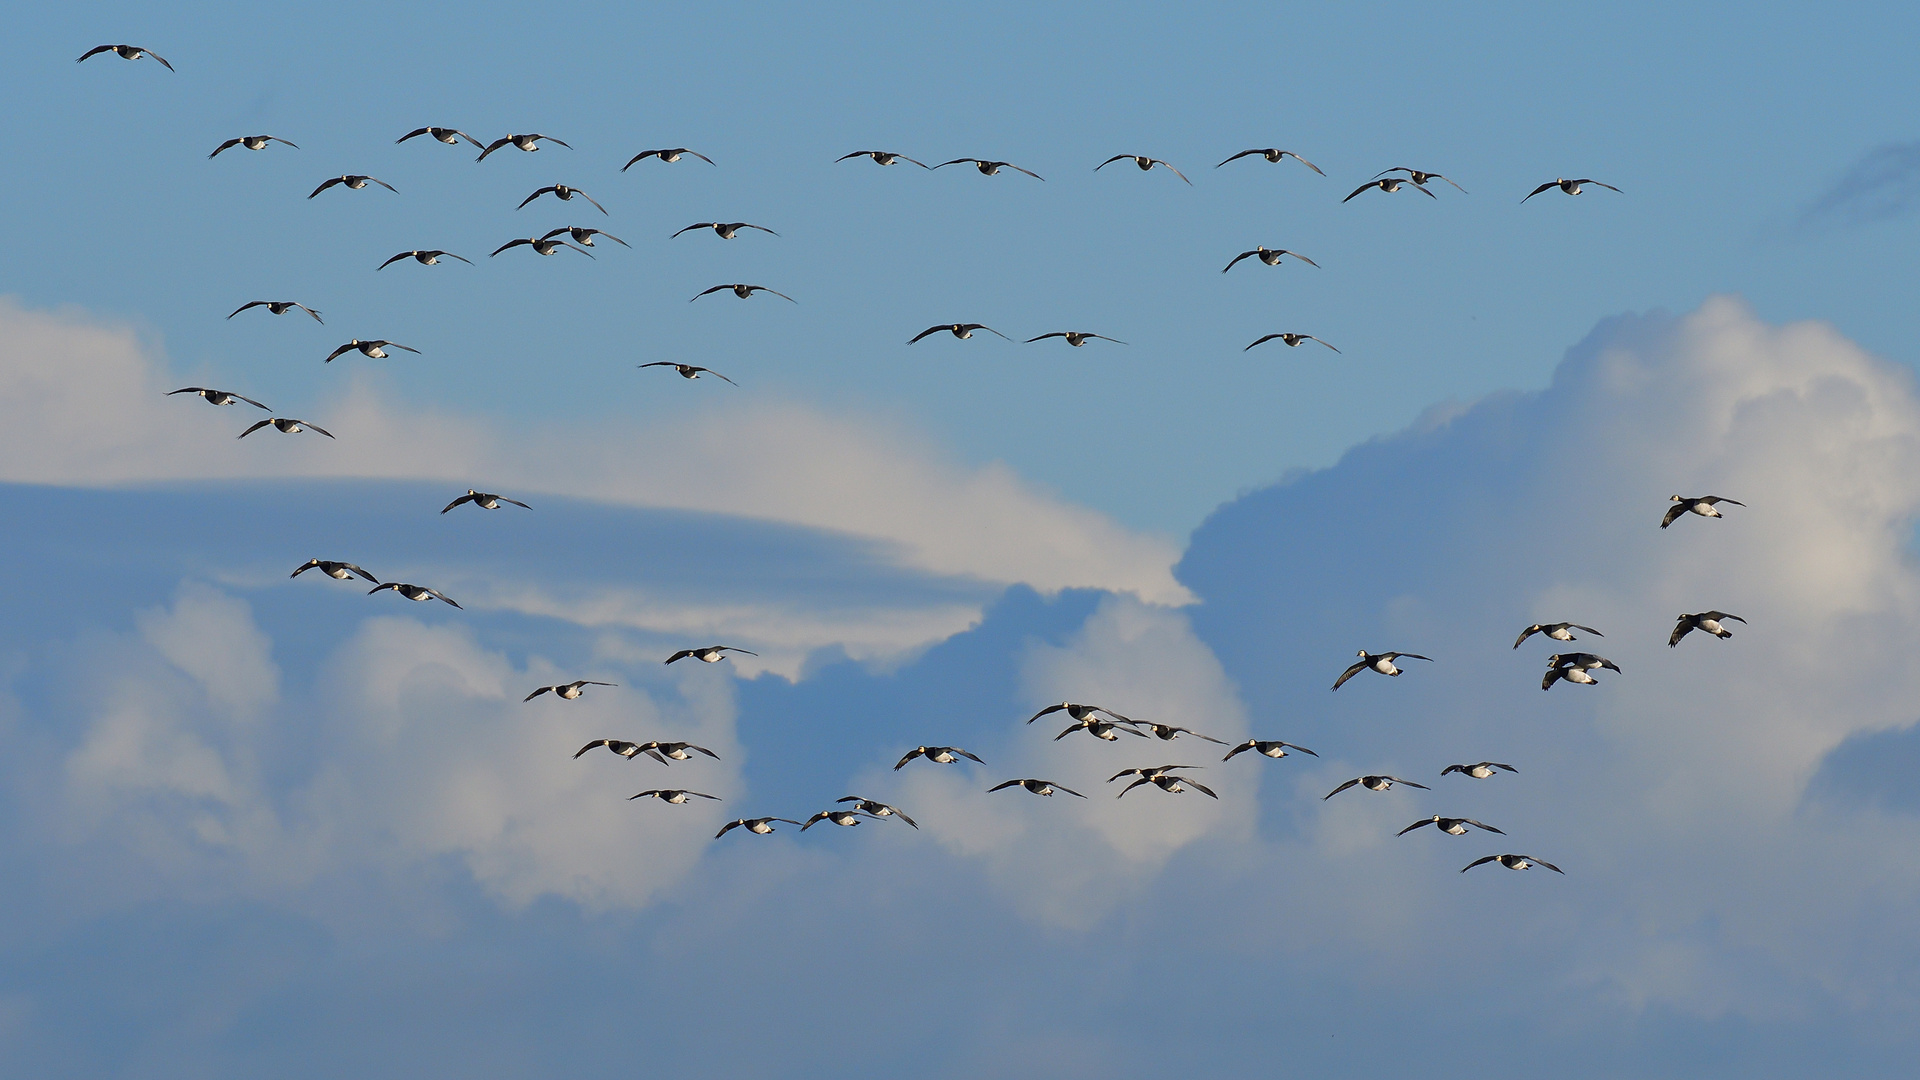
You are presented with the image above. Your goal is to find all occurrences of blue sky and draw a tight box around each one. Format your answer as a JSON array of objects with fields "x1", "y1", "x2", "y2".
[{"x1": 6, "y1": 3, "x2": 1920, "y2": 1077}]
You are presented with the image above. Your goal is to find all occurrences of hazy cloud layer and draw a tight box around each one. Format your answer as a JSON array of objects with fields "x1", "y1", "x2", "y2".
[{"x1": 1798, "y1": 139, "x2": 1920, "y2": 229}]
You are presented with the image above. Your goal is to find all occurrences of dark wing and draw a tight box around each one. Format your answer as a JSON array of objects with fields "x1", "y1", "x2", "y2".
[
  {"x1": 1513, "y1": 625, "x2": 1543, "y2": 649},
  {"x1": 1441, "y1": 764, "x2": 1465, "y2": 776},
  {"x1": 1116, "y1": 777, "x2": 1151, "y2": 798},
  {"x1": 741, "y1": 224, "x2": 779, "y2": 236},
  {"x1": 1573, "y1": 625, "x2": 1603, "y2": 637},
  {"x1": 308, "y1": 177, "x2": 343, "y2": 198},
  {"x1": 376, "y1": 252, "x2": 413, "y2": 270},
  {"x1": 237, "y1": 419, "x2": 273, "y2": 439},
  {"x1": 1398, "y1": 819, "x2": 1436, "y2": 836},
  {"x1": 1530, "y1": 857, "x2": 1565, "y2": 873},
  {"x1": 1158, "y1": 161, "x2": 1192, "y2": 184},
  {"x1": 209, "y1": 138, "x2": 242, "y2": 158},
  {"x1": 664, "y1": 650, "x2": 696, "y2": 664},
  {"x1": 673, "y1": 223, "x2": 717, "y2": 237},
  {"x1": 1461, "y1": 856, "x2": 1500, "y2": 872},
  {"x1": 1284, "y1": 742, "x2": 1318, "y2": 756},
  {"x1": 1707, "y1": 498, "x2": 1745, "y2": 507},
  {"x1": 975, "y1": 325, "x2": 1012, "y2": 340},
  {"x1": 369, "y1": 177, "x2": 397, "y2": 192},
  {"x1": 397, "y1": 128, "x2": 431, "y2": 143},
  {"x1": 1330, "y1": 659, "x2": 1369, "y2": 691},
  {"x1": 526, "y1": 686, "x2": 554, "y2": 701},
  {"x1": 1324, "y1": 778, "x2": 1361, "y2": 799},
  {"x1": 800, "y1": 812, "x2": 832, "y2": 829},
  {"x1": 1244, "y1": 335, "x2": 1286, "y2": 351},
  {"x1": 1395, "y1": 653, "x2": 1433, "y2": 663},
  {"x1": 518, "y1": 187, "x2": 555, "y2": 210},
  {"x1": 690, "y1": 285, "x2": 732, "y2": 301},
  {"x1": 490, "y1": 238, "x2": 532, "y2": 256},
  {"x1": 956, "y1": 749, "x2": 984, "y2": 764},
  {"x1": 931, "y1": 159, "x2": 979, "y2": 169},
  {"x1": 1521, "y1": 182, "x2": 1557, "y2": 203},
  {"x1": 638, "y1": 362, "x2": 674, "y2": 369},
  {"x1": 227, "y1": 301, "x2": 267, "y2": 318},
  {"x1": 987, "y1": 780, "x2": 1022, "y2": 792},
  {"x1": 477, "y1": 137, "x2": 512, "y2": 161},
  {"x1": 1222, "y1": 742, "x2": 1255, "y2": 761},
  {"x1": 1573, "y1": 180, "x2": 1619, "y2": 192},
  {"x1": 443, "y1": 253, "x2": 473, "y2": 264},
  {"x1": 1053, "y1": 723, "x2": 1086, "y2": 741},
  {"x1": 441, "y1": 493, "x2": 476, "y2": 514},
  {"x1": 893, "y1": 748, "x2": 925, "y2": 770},
  {"x1": 573, "y1": 739, "x2": 611, "y2": 758},
  {"x1": 1289, "y1": 153, "x2": 1325, "y2": 175},
  {"x1": 908, "y1": 325, "x2": 950, "y2": 343},
  {"x1": 1343, "y1": 181, "x2": 1381, "y2": 202},
  {"x1": 76, "y1": 45, "x2": 117, "y2": 62},
  {"x1": 424, "y1": 587, "x2": 456, "y2": 607},
  {"x1": 231, "y1": 393, "x2": 270, "y2": 410},
  {"x1": 146, "y1": 51, "x2": 175, "y2": 71},
  {"x1": 684, "y1": 150, "x2": 714, "y2": 164},
  {"x1": 1389, "y1": 778, "x2": 1430, "y2": 790},
  {"x1": 1056, "y1": 784, "x2": 1088, "y2": 798},
  {"x1": 715, "y1": 819, "x2": 745, "y2": 838},
  {"x1": 1661, "y1": 502, "x2": 1688, "y2": 528},
  {"x1": 1285, "y1": 251, "x2": 1320, "y2": 267},
  {"x1": 1186, "y1": 781, "x2": 1218, "y2": 799},
  {"x1": 620, "y1": 151, "x2": 657, "y2": 170},
  {"x1": 705, "y1": 369, "x2": 739, "y2": 386},
  {"x1": 1186, "y1": 730, "x2": 1229, "y2": 745},
  {"x1": 337, "y1": 563, "x2": 376, "y2": 583},
  {"x1": 1704, "y1": 612, "x2": 1745, "y2": 623},
  {"x1": 1215, "y1": 150, "x2": 1262, "y2": 167},
  {"x1": 1095, "y1": 155, "x2": 1132, "y2": 170},
  {"x1": 1027, "y1": 704, "x2": 1068, "y2": 724},
  {"x1": 1467, "y1": 820, "x2": 1505, "y2": 835},
  {"x1": 577, "y1": 191, "x2": 608, "y2": 214},
  {"x1": 501, "y1": 497, "x2": 531, "y2": 509},
  {"x1": 1221, "y1": 250, "x2": 1258, "y2": 273},
  {"x1": 290, "y1": 560, "x2": 320, "y2": 578},
  {"x1": 595, "y1": 230, "x2": 631, "y2": 247},
  {"x1": 1669, "y1": 618, "x2": 1693, "y2": 648},
  {"x1": 1542, "y1": 668, "x2": 1564, "y2": 691},
  {"x1": 749, "y1": 287, "x2": 797, "y2": 302}
]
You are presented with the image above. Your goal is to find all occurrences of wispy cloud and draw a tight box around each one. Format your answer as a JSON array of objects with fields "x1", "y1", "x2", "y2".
[{"x1": 1797, "y1": 140, "x2": 1920, "y2": 229}]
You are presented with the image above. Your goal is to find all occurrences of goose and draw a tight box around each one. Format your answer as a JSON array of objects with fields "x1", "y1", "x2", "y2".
[
  {"x1": 575, "y1": 740, "x2": 662, "y2": 761},
  {"x1": 1660, "y1": 495, "x2": 1744, "y2": 529},
  {"x1": 1028, "y1": 703, "x2": 1133, "y2": 725},
  {"x1": 1441, "y1": 762, "x2": 1516, "y2": 779},
  {"x1": 441, "y1": 490, "x2": 530, "y2": 513},
  {"x1": 909, "y1": 323, "x2": 1010, "y2": 343},
  {"x1": 836, "y1": 150, "x2": 928, "y2": 168},
  {"x1": 524, "y1": 680, "x2": 616, "y2": 701},
  {"x1": 290, "y1": 559, "x2": 377, "y2": 583},
  {"x1": 1026, "y1": 331, "x2": 1126, "y2": 347},
  {"x1": 1222, "y1": 246, "x2": 1320, "y2": 273},
  {"x1": 1245, "y1": 333, "x2": 1338, "y2": 352},
  {"x1": 803, "y1": 809, "x2": 876, "y2": 829},
  {"x1": 691, "y1": 284, "x2": 795, "y2": 302},
  {"x1": 1670, "y1": 611, "x2": 1745, "y2": 647},
  {"x1": 168, "y1": 386, "x2": 268, "y2": 410},
  {"x1": 239, "y1": 417, "x2": 333, "y2": 439},
  {"x1": 893, "y1": 746, "x2": 984, "y2": 770},
  {"x1": 639, "y1": 362, "x2": 737, "y2": 385},
  {"x1": 932, "y1": 158, "x2": 1045, "y2": 179},
  {"x1": 367, "y1": 581, "x2": 459, "y2": 607},
  {"x1": 1343, "y1": 177, "x2": 1437, "y2": 202},
  {"x1": 1331, "y1": 650, "x2": 1432, "y2": 691},
  {"x1": 540, "y1": 226, "x2": 627, "y2": 248},
  {"x1": 1216, "y1": 148, "x2": 1324, "y2": 173},
  {"x1": 1117, "y1": 773, "x2": 1218, "y2": 799},
  {"x1": 377, "y1": 250, "x2": 472, "y2": 270},
  {"x1": 1108, "y1": 764, "x2": 1203, "y2": 783},
  {"x1": 1543, "y1": 652, "x2": 1621, "y2": 685},
  {"x1": 622, "y1": 148, "x2": 715, "y2": 169},
  {"x1": 836, "y1": 797, "x2": 917, "y2": 827},
  {"x1": 1522, "y1": 178, "x2": 1620, "y2": 202},
  {"x1": 490, "y1": 236, "x2": 594, "y2": 258},
  {"x1": 640, "y1": 741, "x2": 721, "y2": 762},
  {"x1": 630, "y1": 789, "x2": 720, "y2": 804},
  {"x1": 1462, "y1": 854, "x2": 1563, "y2": 874},
  {"x1": 1513, "y1": 622, "x2": 1602, "y2": 648},
  {"x1": 671, "y1": 221, "x2": 778, "y2": 239},
  {"x1": 1371, "y1": 167, "x2": 1467, "y2": 193},
  {"x1": 1054, "y1": 716, "x2": 1146, "y2": 742},
  {"x1": 476, "y1": 133, "x2": 571, "y2": 161},
  {"x1": 716, "y1": 817, "x2": 804, "y2": 838},
  {"x1": 517, "y1": 184, "x2": 606, "y2": 214},
  {"x1": 324, "y1": 339, "x2": 418, "y2": 363},
  {"x1": 1096, "y1": 155, "x2": 1191, "y2": 184},
  {"x1": 308, "y1": 175, "x2": 397, "y2": 198},
  {"x1": 1400, "y1": 815, "x2": 1505, "y2": 837},
  {"x1": 210, "y1": 135, "x2": 297, "y2": 158},
  {"x1": 398, "y1": 127, "x2": 485, "y2": 149},
  {"x1": 1126, "y1": 722, "x2": 1226, "y2": 745},
  {"x1": 76, "y1": 45, "x2": 174, "y2": 70},
  {"x1": 989, "y1": 778, "x2": 1086, "y2": 798},
  {"x1": 1323, "y1": 775, "x2": 1429, "y2": 799},
  {"x1": 228, "y1": 300, "x2": 323, "y2": 323},
  {"x1": 665, "y1": 646, "x2": 757, "y2": 665},
  {"x1": 1221, "y1": 739, "x2": 1318, "y2": 761}
]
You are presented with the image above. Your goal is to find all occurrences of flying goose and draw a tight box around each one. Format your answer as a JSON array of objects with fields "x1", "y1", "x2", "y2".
[
  {"x1": 324, "y1": 339, "x2": 418, "y2": 363},
  {"x1": 622, "y1": 148, "x2": 714, "y2": 169},
  {"x1": 308, "y1": 175, "x2": 397, "y2": 198},
  {"x1": 168, "y1": 386, "x2": 268, "y2": 410},
  {"x1": 1400, "y1": 815, "x2": 1505, "y2": 837},
  {"x1": 1331, "y1": 650, "x2": 1432, "y2": 691},
  {"x1": 540, "y1": 226, "x2": 627, "y2": 248},
  {"x1": 1661, "y1": 495, "x2": 1744, "y2": 529},
  {"x1": 1245, "y1": 333, "x2": 1338, "y2": 352},
  {"x1": 932, "y1": 158, "x2": 1044, "y2": 179},
  {"x1": 803, "y1": 809, "x2": 876, "y2": 829},
  {"x1": 665, "y1": 646, "x2": 757, "y2": 664},
  {"x1": 367, "y1": 581, "x2": 459, "y2": 607},
  {"x1": 377, "y1": 250, "x2": 472, "y2": 270},
  {"x1": 1221, "y1": 739, "x2": 1318, "y2": 761},
  {"x1": 476, "y1": 133, "x2": 571, "y2": 161},
  {"x1": 1117, "y1": 773, "x2": 1218, "y2": 799},
  {"x1": 1542, "y1": 652, "x2": 1621, "y2": 691},
  {"x1": 1126, "y1": 722, "x2": 1226, "y2": 745},
  {"x1": 1522, "y1": 178, "x2": 1620, "y2": 202},
  {"x1": 1670, "y1": 611, "x2": 1745, "y2": 647},
  {"x1": 1513, "y1": 622, "x2": 1602, "y2": 648},
  {"x1": 239, "y1": 417, "x2": 333, "y2": 439},
  {"x1": 639, "y1": 362, "x2": 736, "y2": 385},
  {"x1": 1026, "y1": 331, "x2": 1126, "y2": 347},
  {"x1": 641, "y1": 741, "x2": 721, "y2": 762},
  {"x1": 1107, "y1": 764, "x2": 1202, "y2": 783},
  {"x1": 1462, "y1": 854, "x2": 1563, "y2": 874},
  {"x1": 210, "y1": 135, "x2": 297, "y2": 158},
  {"x1": 1343, "y1": 177, "x2": 1437, "y2": 202},
  {"x1": 442, "y1": 490, "x2": 530, "y2": 513},
  {"x1": 76, "y1": 45, "x2": 173, "y2": 70},
  {"x1": 518, "y1": 184, "x2": 606, "y2": 214},
  {"x1": 691, "y1": 284, "x2": 794, "y2": 302},
  {"x1": 1028, "y1": 703, "x2": 1133, "y2": 725},
  {"x1": 1054, "y1": 716, "x2": 1146, "y2": 742},
  {"x1": 893, "y1": 746, "x2": 984, "y2": 770},
  {"x1": 1441, "y1": 762, "x2": 1516, "y2": 779},
  {"x1": 1222, "y1": 246, "x2": 1320, "y2": 273},
  {"x1": 572, "y1": 740, "x2": 664, "y2": 762},
  {"x1": 989, "y1": 778, "x2": 1086, "y2": 798},
  {"x1": 1216, "y1": 148, "x2": 1324, "y2": 173},
  {"x1": 836, "y1": 150, "x2": 928, "y2": 167},
  {"x1": 671, "y1": 221, "x2": 778, "y2": 239},
  {"x1": 1324, "y1": 775, "x2": 1429, "y2": 799},
  {"x1": 525, "y1": 680, "x2": 616, "y2": 701},
  {"x1": 909, "y1": 323, "x2": 1009, "y2": 343},
  {"x1": 1372, "y1": 167, "x2": 1467, "y2": 193},
  {"x1": 228, "y1": 300, "x2": 323, "y2": 322},
  {"x1": 1096, "y1": 155, "x2": 1191, "y2": 184},
  {"x1": 716, "y1": 817, "x2": 804, "y2": 838},
  {"x1": 490, "y1": 236, "x2": 593, "y2": 258},
  {"x1": 630, "y1": 789, "x2": 720, "y2": 804},
  {"x1": 290, "y1": 560, "x2": 378, "y2": 583},
  {"x1": 398, "y1": 127, "x2": 484, "y2": 149},
  {"x1": 836, "y1": 797, "x2": 917, "y2": 827}
]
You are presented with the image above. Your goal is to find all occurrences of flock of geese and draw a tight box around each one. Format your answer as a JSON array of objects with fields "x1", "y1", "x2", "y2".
[{"x1": 88, "y1": 40, "x2": 1682, "y2": 880}]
